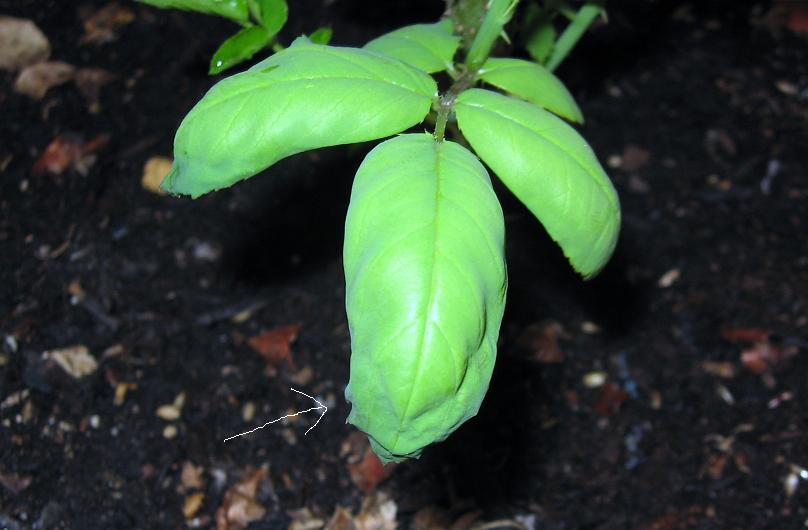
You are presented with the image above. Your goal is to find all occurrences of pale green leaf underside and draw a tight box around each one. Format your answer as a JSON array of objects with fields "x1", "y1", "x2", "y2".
[
  {"x1": 138, "y1": 0, "x2": 249, "y2": 23},
  {"x1": 344, "y1": 134, "x2": 507, "y2": 463},
  {"x1": 455, "y1": 89, "x2": 620, "y2": 278},
  {"x1": 363, "y1": 20, "x2": 460, "y2": 74},
  {"x1": 479, "y1": 57, "x2": 583, "y2": 123},
  {"x1": 163, "y1": 38, "x2": 437, "y2": 197}
]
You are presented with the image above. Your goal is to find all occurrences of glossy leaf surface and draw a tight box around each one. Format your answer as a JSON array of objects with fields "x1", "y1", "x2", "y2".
[
  {"x1": 344, "y1": 134, "x2": 507, "y2": 463},
  {"x1": 209, "y1": 26, "x2": 272, "y2": 74},
  {"x1": 479, "y1": 57, "x2": 583, "y2": 123},
  {"x1": 363, "y1": 20, "x2": 460, "y2": 74},
  {"x1": 455, "y1": 89, "x2": 620, "y2": 278},
  {"x1": 163, "y1": 39, "x2": 437, "y2": 197},
  {"x1": 138, "y1": 0, "x2": 248, "y2": 23}
]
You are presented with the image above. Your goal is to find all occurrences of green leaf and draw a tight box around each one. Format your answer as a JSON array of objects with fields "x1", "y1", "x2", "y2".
[
  {"x1": 455, "y1": 89, "x2": 619, "y2": 278},
  {"x1": 344, "y1": 133, "x2": 507, "y2": 463},
  {"x1": 307, "y1": 27, "x2": 332, "y2": 45},
  {"x1": 163, "y1": 38, "x2": 437, "y2": 198},
  {"x1": 209, "y1": 25, "x2": 272, "y2": 74},
  {"x1": 138, "y1": 0, "x2": 249, "y2": 23},
  {"x1": 465, "y1": 0, "x2": 518, "y2": 68},
  {"x1": 253, "y1": 0, "x2": 287, "y2": 34},
  {"x1": 363, "y1": 20, "x2": 460, "y2": 74},
  {"x1": 525, "y1": 21, "x2": 556, "y2": 63},
  {"x1": 479, "y1": 57, "x2": 583, "y2": 123}
]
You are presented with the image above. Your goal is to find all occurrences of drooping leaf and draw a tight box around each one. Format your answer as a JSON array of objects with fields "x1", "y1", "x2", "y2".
[
  {"x1": 253, "y1": 0, "x2": 287, "y2": 34},
  {"x1": 307, "y1": 27, "x2": 332, "y2": 45},
  {"x1": 138, "y1": 0, "x2": 249, "y2": 23},
  {"x1": 344, "y1": 133, "x2": 507, "y2": 463},
  {"x1": 479, "y1": 57, "x2": 583, "y2": 123},
  {"x1": 363, "y1": 20, "x2": 459, "y2": 74},
  {"x1": 163, "y1": 38, "x2": 437, "y2": 197},
  {"x1": 455, "y1": 89, "x2": 620, "y2": 278},
  {"x1": 209, "y1": 25, "x2": 272, "y2": 74}
]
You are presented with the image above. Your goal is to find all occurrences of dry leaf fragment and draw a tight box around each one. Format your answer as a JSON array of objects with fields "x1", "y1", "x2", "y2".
[
  {"x1": 32, "y1": 134, "x2": 108, "y2": 176},
  {"x1": 43, "y1": 345, "x2": 97, "y2": 378},
  {"x1": 184, "y1": 492, "x2": 206, "y2": 519},
  {"x1": 248, "y1": 324, "x2": 301, "y2": 369},
  {"x1": 141, "y1": 156, "x2": 172, "y2": 195},
  {"x1": 215, "y1": 465, "x2": 269, "y2": 530},
  {"x1": 181, "y1": 461, "x2": 206, "y2": 491},
  {"x1": 347, "y1": 446, "x2": 393, "y2": 494},
  {"x1": 80, "y1": 3, "x2": 135, "y2": 45},
  {"x1": 0, "y1": 16, "x2": 50, "y2": 71},
  {"x1": 516, "y1": 321, "x2": 566, "y2": 363},
  {"x1": 355, "y1": 491, "x2": 397, "y2": 530},
  {"x1": 288, "y1": 507, "x2": 326, "y2": 530},
  {"x1": 14, "y1": 61, "x2": 75, "y2": 99},
  {"x1": 324, "y1": 506, "x2": 356, "y2": 530},
  {"x1": 74, "y1": 67, "x2": 116, "y2": 105}
]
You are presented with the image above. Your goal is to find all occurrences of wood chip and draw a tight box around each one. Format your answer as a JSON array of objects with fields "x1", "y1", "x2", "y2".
[
  {"x1": 141, "y1": 156, "x2": 172, "y2": 195},
  {"x1": 14, "y1": 61, "x2": 75, "y2": 99},
  {"x1": 43, "y1": 345, "x2": 97, "y2": 378}
]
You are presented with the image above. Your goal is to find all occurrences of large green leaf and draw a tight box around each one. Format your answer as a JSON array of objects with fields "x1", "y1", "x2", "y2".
[
  {"x1": 344, "y1": 134, "x2": 507, "y2": 463},
  {"x1": 209, "y1": 25, "x2": 272, "y2": 74},
  {"x1": 138, "y1": 0, "x2": 249, "y2": 23},
  {"x1": 455, "y1": 89, "x2": 620, "y2": 278},
  {"x1": 363, "y1": 20, "x2": 460, "y2": 74},
  {"x1": 163, "y1": 38, "x2": 437, "y2": 197},
  {"x1": 479, "y1": 57, "x2": 583, "y2": 123}
]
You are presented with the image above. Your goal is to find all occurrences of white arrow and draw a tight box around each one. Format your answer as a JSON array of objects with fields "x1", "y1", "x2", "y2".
[{"x1": 223, "y1": 387, "x2": 327, "y2": 443}]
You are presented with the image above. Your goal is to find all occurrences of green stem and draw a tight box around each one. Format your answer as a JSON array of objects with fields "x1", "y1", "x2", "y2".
[
  {"x1": 465, "y1": 0, "x2": 519, "y2": 69},
  {"x1": 433, "y1": 69, "x2": 478, "y2": 142},
  {"x1": 546, "y1": 2, "x2": 603, "y2": 72}
]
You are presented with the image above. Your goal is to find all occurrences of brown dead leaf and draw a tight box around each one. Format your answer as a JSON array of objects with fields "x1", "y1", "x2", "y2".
[
  {"x1": 593, "y1": 382, "x2": 628, "y2": 417},
  {"x1": 355, "y1": 491, "x2": 397, "y2": 530},
  {"x1": 74, "y1": 67, "x2": 116, "y2": 105},
  {"x1": 248, "y1": 324, "x2": 301, "y2": 370},
  {"x1": 14, "y1": 61, "x2": 75, "y2": 99},
  {"x1": 80, "y1": 3, "x2": 135, "y2": 45},
  {"x1": 516, "y1": 321, "x2": 566, "y2": 363},
  {"x1": 347, "y1": 446, "x2": 393, "y2": 494},
  {"x1": 180, "y1": 461, "x2": 205, "y2": 491},
  {"x1": 289, "y1": 507, "x2": 326, "y2": 530},
  {"x1": 215, "y1": 465, "x2": 269, "y2": 530},
  {"x1": 184, "y1": 492, "x2": 206, "y2": 519},
  {"x1": 0, "y1": 16, "x2": 50, "y2": 71},
  {"x1": 32, "y1": 134, "x2": 108, "y2": 176},
  {"x1": 721, "y1": 327, "x2": 771, "y2": 343},
  {"x1": 325, "y1": 506, "x2": 357, "y2": 530},
  {"x1": 620, "y1": 144, "x2": 651, "y2": 171},
  {"x1": 141, "y1": 156, "x2": 172, "y2": 195},
  {"x1": 42, "y1": 345, "x2": 97, "y2": 379}
]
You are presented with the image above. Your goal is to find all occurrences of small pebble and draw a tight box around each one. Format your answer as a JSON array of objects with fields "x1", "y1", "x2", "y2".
[
  {"x1": 583, "y1": 371, "x2": 607, "y2": 388},
  {"x1": 163, "y1": 425, "x2": 178, "y2": 439}
]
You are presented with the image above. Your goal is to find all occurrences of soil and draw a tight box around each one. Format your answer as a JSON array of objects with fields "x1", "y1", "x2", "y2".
[{"x1": 2, "y1": 1, "x2": 808, "y2": 529}]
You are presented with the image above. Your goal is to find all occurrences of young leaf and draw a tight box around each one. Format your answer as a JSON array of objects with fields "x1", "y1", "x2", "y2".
[
  {"x1": 163, "y1": 39, "x2": 437, "y2": 198},
  {"x1": 137, "y1": 0, "x2": 249, "y2": 23},
  {"x1": 465, "y1": 0, "x2": 518, "y2": 68},
  {"x1": 479, "y1": 57, "x2": 583, "y2": 123},
  {"x1": 307, "y1": 27, "x2": 332, "y2": 45},
  {"x1": 525, "y1": 21, "x2": 556, "y2": 63},
  {"x1": 363, "y1": 20, "x2": 460, "y2": 74},
  {"x1": 344, "y1": 133, "x2": 507, "y2": 463},
  {"x1": 455, "y1": 89, "x2": 620, "y2": 278},
  {"x1": 209, "y1": 25, "x2": 272, "y2": 74},
  {"x1": 253, "y1": 0, "x2": 287, "y2": 34}
]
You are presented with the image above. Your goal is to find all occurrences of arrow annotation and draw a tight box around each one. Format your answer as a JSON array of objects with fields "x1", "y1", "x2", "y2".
[{"x1": 223, "y1": 387, "x2": 327, "y2": 443}]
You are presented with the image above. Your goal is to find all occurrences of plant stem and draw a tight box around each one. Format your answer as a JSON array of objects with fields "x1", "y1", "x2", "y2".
[
  {"x1": 433, "y1": 69, "x2": 477, "y2": 142},
  {"x1": 546, "y1": 2, "x2": 603, "y2": 72}
]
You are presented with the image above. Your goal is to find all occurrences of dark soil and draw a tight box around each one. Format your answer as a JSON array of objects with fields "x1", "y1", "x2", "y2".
[{"x1": 2, "y1": 1, "x2": 808, "y2": 529}]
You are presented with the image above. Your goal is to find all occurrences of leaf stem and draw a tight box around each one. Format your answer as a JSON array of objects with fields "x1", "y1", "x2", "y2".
[{"x1": 433, "y1": 68, "x2": 477, "y2": 142}]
